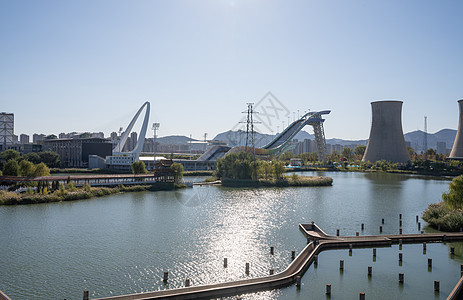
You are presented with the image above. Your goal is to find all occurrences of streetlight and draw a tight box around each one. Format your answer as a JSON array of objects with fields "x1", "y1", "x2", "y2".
[{"x1": 152, "y1": 122, "x2": 160, "y2": 157}]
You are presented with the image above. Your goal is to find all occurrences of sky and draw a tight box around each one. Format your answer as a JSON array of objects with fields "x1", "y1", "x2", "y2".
[{"x1": 1, "y1": 0, "x2": 462, "y2": 141}]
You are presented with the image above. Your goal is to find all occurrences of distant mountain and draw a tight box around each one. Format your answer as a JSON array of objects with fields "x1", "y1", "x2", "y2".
[
  {"x1": 156, "y1": 128, "x2": 457, "y2": 152},
  {"x1": 404, "y1": 129, "x2": 456, "y2": 152}
]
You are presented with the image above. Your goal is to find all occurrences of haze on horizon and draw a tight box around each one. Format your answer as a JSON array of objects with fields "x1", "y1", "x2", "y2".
[{"x1": 1, "y1": 0, "x2": 462, "y2": 141}]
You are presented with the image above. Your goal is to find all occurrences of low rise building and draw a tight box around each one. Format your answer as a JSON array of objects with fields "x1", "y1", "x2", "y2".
[{"x1": 43, "y1": 137, "x2": 112, "y2": 168}]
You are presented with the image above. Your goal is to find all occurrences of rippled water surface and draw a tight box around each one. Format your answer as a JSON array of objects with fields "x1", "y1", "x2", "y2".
[{"x1": 0, "y1": 171, "x2": 461, "y2": 299}]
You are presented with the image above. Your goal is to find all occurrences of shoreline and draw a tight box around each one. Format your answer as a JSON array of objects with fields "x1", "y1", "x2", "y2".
[
  {"x1": 286, "y1": 167, "x2": 458, "y2": 180},
  {"x1": 0, "y1": 183, "x2": 180, "y2": 205},
  {"x1": 221, "y1": 176, "x2": 333, "y2": 188}
]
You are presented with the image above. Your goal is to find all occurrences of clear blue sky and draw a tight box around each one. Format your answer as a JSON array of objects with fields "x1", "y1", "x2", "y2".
[{"x1": 1, "y1": 0, "x2": 462, "y2": 140}]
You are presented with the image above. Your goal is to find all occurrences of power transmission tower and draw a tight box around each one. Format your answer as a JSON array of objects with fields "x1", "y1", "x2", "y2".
[{"x1": 241, "y1": 103, "x2": 260, "y2": 159}]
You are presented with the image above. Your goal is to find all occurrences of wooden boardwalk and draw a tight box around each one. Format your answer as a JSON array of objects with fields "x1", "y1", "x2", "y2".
[{"x1": 89, "y1": 223, "x2": 463, "y2": 300}]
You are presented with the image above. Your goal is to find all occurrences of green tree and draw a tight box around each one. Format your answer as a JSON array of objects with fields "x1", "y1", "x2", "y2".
[
  {"x1": 341, "y1": 147, "x2": 353, "y2": 161},
  {"x1": 19, "y1": 160, "x2": 35, "y2": 177},
  {"x1": 279, "y1": 151, "x2": 294, "y2": 163},
  {"x1": 23, "y1": 152, "x2": 41, "y2": 164},
  {"x1": 259, "y1": 161, "x2": 273, "y2": 179},
  {"x1": 272, "y1": 161, "x2": 285, "y2": 180},
  {"x1": 38, "y1": 151, "x2": 60, "y2": 168},
  {"x1": 354, "y1": 145, "x2": 366, "y2": 159},
  {"x1": 442, "y1": 175, "x2": 463, "y2": 210},
  {"x1": 170, "y1": 163, "x2": 184, "y2": 184},
  {"x1": 408, "y1": 146, "x2": 417, "y2": 160},
  {"x1": 1, "y1": 149, "x2": 20, "y2": 161},
  {"x1": 33, "y1": 163, "x2": 50, "y2": 177},
  {"x1": 328, "y1": 150, "x2": 340, "y2": 162},
  {"x1": 216, "y1": 152, "x2": 254, "y2": 180},
  {"x1": 131, "y1": 161, "x2": 147, "y2": 174},
  {"x1": 250, "y1": 160, "x2": 260, "y2": 181},
  {"x1": 3, "y1": 159, "x2": 19, "y2": 176},
  {"x1": 308, "y1": 152, "x2": 318, "y2": 162}
]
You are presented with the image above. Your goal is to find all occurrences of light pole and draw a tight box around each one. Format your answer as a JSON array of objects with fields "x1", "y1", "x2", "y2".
[{"x1": 152, "y1": 122, "x2": 160, "y2": 158}]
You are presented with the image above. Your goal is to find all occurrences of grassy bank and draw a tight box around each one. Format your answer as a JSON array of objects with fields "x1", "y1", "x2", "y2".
[
  {"x1": 183, "y1": 170, "x2": 215, "y2": 177},
  {"x1": 422, "y1": 202, "x2": 463, "y2": 232},
  {"x1": 0, "y1": 183, "x2": 176, "y2": 205},
  {"x1": 222, "y1": 175, "x2": 333, "y2": 188}
]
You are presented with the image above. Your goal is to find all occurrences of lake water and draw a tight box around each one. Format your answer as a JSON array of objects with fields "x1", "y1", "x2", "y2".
[{"x1": 0, "y1": 171, "x2": 461, "y2": 299}]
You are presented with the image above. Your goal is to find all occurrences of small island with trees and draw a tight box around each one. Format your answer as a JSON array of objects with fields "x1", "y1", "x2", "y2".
[{"x1": 214, "y1": 152, "x2": 333, "y2": 188}]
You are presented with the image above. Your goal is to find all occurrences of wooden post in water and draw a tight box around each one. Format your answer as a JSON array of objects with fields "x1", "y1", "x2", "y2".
[
  {"x1": 361, "y1": 223, "x2": 364, "y2": 230},
  {"x1": 382, "y1": 218, "x2": 385, "y2": 224},
  {"x1": 373, "y1": 248, "x2": 376, "y2": 257},
  {"x1": 163, "y1": 271, "x2": 168, "y2": 282},
  {"x1": 245, "y1": 262, "x2": 250, "y2": 274},
  {"x1": 83, "y1": 291, "x2": 89, "y2": 300},
  {"x1": 224, "y1": 258, "x2": 228, "y2": 268},
  {"x1": 428, "y1": 258, "x2": 432, "y2": 269},
  {"x1": 360, "y1": 292, "x2": 366, "y2": 300},
  {"x1": 380, "y1": 226, "x2": 383, "y2": 233},
  {"x1": 399, "y1": 253, "x2": 403, "y2": 262},
  {"x1": 337, "y1": 229, "x2": 340, "y2": 236},
  {"x1": 399, "y1": 213, "x2": 402, "y2": 220},
  {"x1": 451, "y1": 247, "x2": 455, "y2": 255},
  {"x1": 270, "y1": 269, "x2": 274, "y2": 275},
  {"x1": 399, "y1": 239, "x2": 402, "y2": 246},
  {"x1": 418, "y1": 222, "x2": 421, "y2": 230},
  {"x1": 356, "y1": 232, "x2": 359, "y2": 236},
  {"x1": 185, "y1": 278, "x2": 190, "y2": 287},
  {"x1": 314, "y1": 255, "x2": 318, "y2": 265},
  {"x1": 270, "y1": 246, "x2": 274, "y2": 255},
  {"x1": 292, "y1": 251, "x2": 296, "y2": 260},
  {"x1": 434, "y1": 280, "x2": 440, "y2": 292},
  {"x1": 326, "y1": 284, "x2": 331, "y2": 295},
  {"x1": 296, "y1": 276, "x2": 301, "y2": 287},
  {"x1": 368, "y1": 266, "x2": 372, "y2": 277},
  {"x1": 399, "y1": 228, "x2": 402, "y2": 235},
  {"x1": 416, "y1": 215, "x2": 419, "y2": 222},
  {"x1": 399, "y1": 273, "x2": 404, "y2": 283},
  {"x1": 340, "y1": 260, "x2": 344, "y2": 270}
]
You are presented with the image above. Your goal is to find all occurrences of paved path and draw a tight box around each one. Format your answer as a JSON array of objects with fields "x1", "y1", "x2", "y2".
[{"x1": 90, "y1": 223, "x2": 463, "y2": 300}]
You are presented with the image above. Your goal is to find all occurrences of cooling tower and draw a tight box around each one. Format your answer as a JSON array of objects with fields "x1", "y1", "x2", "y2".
[
  {"x1": 449, "y1": 100, "x2": 463, "y2": 159},
  {"x1": 362, "y1": 100, "x2": 410, "y2": 163}
]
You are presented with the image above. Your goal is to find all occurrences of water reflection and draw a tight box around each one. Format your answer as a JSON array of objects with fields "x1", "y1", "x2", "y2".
[{"x1": 0, "y1": 172, "x2": 459, "y2": 299}]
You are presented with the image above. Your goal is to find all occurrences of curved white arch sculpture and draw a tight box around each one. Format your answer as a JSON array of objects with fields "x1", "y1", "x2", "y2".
[{"x1": 113, "y1": 101, "x2": 150, "y2": 158}]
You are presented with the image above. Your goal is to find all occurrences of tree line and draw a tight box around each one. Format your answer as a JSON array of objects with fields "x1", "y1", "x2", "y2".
[{"x1": 0, "y1": 149, "x2": 57, "y2": 177}]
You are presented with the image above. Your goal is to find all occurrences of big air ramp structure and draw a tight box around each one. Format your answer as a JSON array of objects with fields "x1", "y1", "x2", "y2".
[
  {"x1": 450, "y1": 99, "x2": 463, "y2": 159},
  {"x1": 362, "y1": 100, "x2": 410, "y2": 163}
]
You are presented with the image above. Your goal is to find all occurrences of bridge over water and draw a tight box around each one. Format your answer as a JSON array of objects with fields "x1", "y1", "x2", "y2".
[{"x1": 81, "y1": 223, "x2": 463, "y2": 300}]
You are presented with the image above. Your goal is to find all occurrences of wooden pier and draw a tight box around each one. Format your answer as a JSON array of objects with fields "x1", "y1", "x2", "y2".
[{"x1": 87, "y1": 223, "x2": 463, "y2": 300}]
